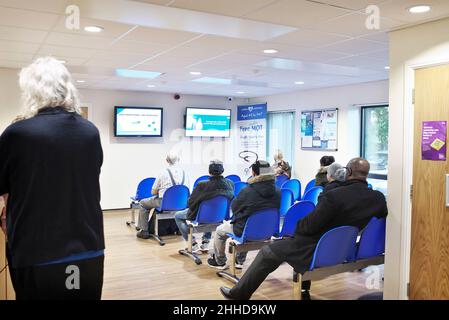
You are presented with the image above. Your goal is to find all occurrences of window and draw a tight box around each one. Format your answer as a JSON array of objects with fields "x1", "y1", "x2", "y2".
[
  {"x1": 267, "y1": 111, "x2": 295, "y2": 166},
  {"x1": 361, "y1": 105, "x2": 389, "y2": 194}
]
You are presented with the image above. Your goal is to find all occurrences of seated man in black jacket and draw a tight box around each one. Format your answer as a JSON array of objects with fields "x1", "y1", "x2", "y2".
[
  {"x1": 220, "y1": 157, "x2": 388, "y2": 300},
  {"x1": 207, "y1": 160, "x2": 281, "y2": 270},
  {"x1": 174, "y1": 160, "x2": 234, "y2": 253}
]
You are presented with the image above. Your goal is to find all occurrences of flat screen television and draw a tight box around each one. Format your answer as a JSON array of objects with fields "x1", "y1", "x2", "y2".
[
  {"x1": 114, "y1": 106, "x2": 163, "y2": 137},
  {"x1": 185, "y1": 107, "x2": 231, "y2": 138}
]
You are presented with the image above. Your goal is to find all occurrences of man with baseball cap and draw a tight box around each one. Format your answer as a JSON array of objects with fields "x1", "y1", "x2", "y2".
[
  {"x1": 207, "y1": 160, "x2": 281, "y2": 270},
  {"x1": 174, "y1": 160, "x2": 234, "y2": 253}
]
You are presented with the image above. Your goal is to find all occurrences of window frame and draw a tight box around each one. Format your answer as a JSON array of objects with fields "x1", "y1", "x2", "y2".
[{"x1": 360, "y1": 104, "x2": 389, "y2": 181}]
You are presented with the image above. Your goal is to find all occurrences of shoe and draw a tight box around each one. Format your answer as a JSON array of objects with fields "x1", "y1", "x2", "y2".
[
  {"x1": 136, "y1": 230, "x2": 150, "y2": 239},
  {"x1": 200, "y1": 241, "x2": 209, "y2": 253},
  {"x1": 235, "y1": 262, "x2": 244, "y2": 270},
  {"x1": 220, "y1": 286, "x2": 236, "y2": 300},
  {"x1": 207, "y1": 255, "x2": 228, "y2": 270},
  {"x1": 301, "y1": 290, "x2": 311, "y2": 300},
  {"x1": 191, "y1": 242, "x2": 202, "y2": 254}
]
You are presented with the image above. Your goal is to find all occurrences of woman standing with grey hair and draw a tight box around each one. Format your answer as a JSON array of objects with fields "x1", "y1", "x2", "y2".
[{"x1": 0, "y1": 57, "x2": 105, "y2": 300}]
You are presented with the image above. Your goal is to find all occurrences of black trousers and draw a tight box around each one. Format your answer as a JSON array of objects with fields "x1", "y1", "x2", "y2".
[
  {"x1": 230, "y1": 246, "x2": 310, "y2": 300},
  {"x1": 11, "y1": 255, "x2": 104, "y2": 300}
]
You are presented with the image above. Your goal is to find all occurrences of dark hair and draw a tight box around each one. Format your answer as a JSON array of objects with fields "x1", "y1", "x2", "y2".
[
  {"x1": 320, "y1": 156, "x2": 335, "y2": 167},
  {"x1": 209, "y1": 161, "x2": 224, "y2": 176},
  {"x1": 251, "y1": 160, "x2": 270, "y2": 176}
]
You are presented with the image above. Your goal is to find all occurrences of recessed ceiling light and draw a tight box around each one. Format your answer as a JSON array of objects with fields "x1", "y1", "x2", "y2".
[
  {"x1": 189, "y1": 71, "x2": 202, "y2": 76},
  {"x1": 76, "y1": 80, "x2": 86, "y2": 83},
  {"x1": 384, "y1": 66, "x2": 390, "y2": 70},
  {"x1": 236, "y1": 91, "x2": 245, "y2": 94},
  {"x1": 115, "y1": 69, "x2": 162, "y2": 79},
  {"x1": 147, "y1": 84, "x2": 156, "y2": 88},
  {"x1": 294, "y1": 81, "x2": 305, "y2": 85},
  {"x1": 263, "y1": 49, "x2": 278, "y2": 54},
  {"x1": 84, "y1": 26, "x2": 104, "y2": 33},
  {"x1": 409, "y1": 5, "x2": 431, "y2": 13}
]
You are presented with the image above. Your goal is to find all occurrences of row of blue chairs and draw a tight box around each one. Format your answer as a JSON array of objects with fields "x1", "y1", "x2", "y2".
[{"x1": 194, "y1": 174, "x2": 241, "y2": 188}]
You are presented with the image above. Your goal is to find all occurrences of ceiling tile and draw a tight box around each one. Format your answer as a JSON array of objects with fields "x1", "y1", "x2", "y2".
[
  {"x1": 108, "y1": 40, "x2": 170, "y2": 55},
  {"x1": 308, "y1": 12, "x2": 404, "y2": 37},
  {"x1": 168, "y1": 0, "x2": 276, "y2": 17},
  {"x1": 244, "y1": 0, "x2": 351, "y2": 28},
  {"x1": 0, "y1": 51, "x2": 34, "y2": 62},
  {"x1": 37, "y1": 45, "x2": 97, "y2": 59},
  {"x1": 359, "y1": 31, "x2": 389, "y2": 43},
  {"x1": 319, "y1": 38, "x2": 387, "y2": 55},
  {"x1": 378, "y1": 0, "x2": 449, "y2": 23},
  {"x1": 269, "y1": 28, "x2": 351, "y2": 48},
  {"x1": 0, "y1": 26, "x2": 48, "y2": 43},
  {"x1": 0, "y1": 6, "x2": 60, "y2": 30},
  {"x1": 314, "y1": 0, "x2": 389, "y2": 11},
  {"x1": 121, "y1": 26, "x2": 200, "y2": 45},
  {"x1": 0, "y1": 0, "x2": 69, "y2": 14},
  {"x1": 45, "y1": 32, "x2": 114, "y2": 49},
  {"x1": 0, "y1": 40, "x2": 40, "y2": 54}
]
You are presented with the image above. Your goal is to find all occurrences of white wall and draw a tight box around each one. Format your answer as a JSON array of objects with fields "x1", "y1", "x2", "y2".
[
  {"x1": 250, "y1": 80, "x2": 389, "y2": 184},
  {"x1": 386, "y1": 17, "x2": 449, "y2": 300},
  {"x1": 0, "y1": 67, "x2": 245, "y2": 210}
]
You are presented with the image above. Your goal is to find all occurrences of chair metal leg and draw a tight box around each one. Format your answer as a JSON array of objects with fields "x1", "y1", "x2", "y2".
[
  {"x1": 293, "y1": 271, "x2": 302, "y2": 300},
  {"x1": 148, "y1": 209, "x2": 165, "y2": 246},
  {"x1": 216, "y1": 243, "x2": 240, "y2": 283},
  {"x1": 178, "y1": 225, "x2": 202, "y2": 265},
  {"x1": 126, "y1": 207, "x2": 136, "y2": 227}
]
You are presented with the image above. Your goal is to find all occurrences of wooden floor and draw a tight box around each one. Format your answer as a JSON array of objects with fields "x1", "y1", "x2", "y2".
[{"x1": 102, "y1": 210, "x2": 383, "y2": 300}]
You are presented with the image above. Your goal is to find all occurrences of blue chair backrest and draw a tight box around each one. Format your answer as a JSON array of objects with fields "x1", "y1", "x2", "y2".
[
  {"x1": 194, "y1": 195, "x2": 230, "y2": 224},
  {"x1": 280, "y1": 189, "x2": 294, "y2": 217},
  {"x1": 226, "y1": 174, "x2": 241, "y2": 183},
  {"x1": 234, "y1": 182, "x2": 248, "y2": 197},
  {"x1": 134, "y1": 177, "x2": 156, "y2": 200},
  {"x1": 280, "y1": 201, "x2": 315, "y2": 237},
  {"x1": 309, "y1": 226, "x2": 359, "y2": 270},
  {"x1": 281, "y1": 179, "x2": 301, "y2": 201},
  {"x1": 193, "y1": 175, "x2": 210, "y2": 188},
  {"x1": 240, "y1": 208, "x2": 279, "y2": 243},
  {"x1": 302, "y1": 186, "x2": 323, "y2": 205},
  {"x1": 356, "y1": 217, "x2": 386, "y2": 260},
  {"x1": 160, "y1": 185, "x2": 190, "y2": 211},
  {"x1": 275, "y1": 175, "x2": 290, "y2": 188},
  {"x1": 303, "y1": 179, "x2": 316, "y2": 196}
]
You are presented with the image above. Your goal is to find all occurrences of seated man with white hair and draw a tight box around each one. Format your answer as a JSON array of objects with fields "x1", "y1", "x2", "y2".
[{"x1": 137, "y1": 152, "x2": 188, "y2": 239}]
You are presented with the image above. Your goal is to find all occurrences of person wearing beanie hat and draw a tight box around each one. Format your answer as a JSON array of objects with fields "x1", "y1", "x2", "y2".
[
  {"x1": 174, "y1": 160, "x2": 234, "y2": 253},
  {"x1": 208, "y1": 159, "x2": 281, "y2": 270}
]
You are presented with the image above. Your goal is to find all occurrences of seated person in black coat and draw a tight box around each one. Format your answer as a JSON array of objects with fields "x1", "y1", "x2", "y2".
[
  {"x1": 174, "y1": 160, "x2": 234, "y2": 253},
  {"x1": 207, "y1": 160, "x2": 281, "y2": 270},
  {"x1": 323, "y1": 162, "x2": 346, "y2": 193},
  {"x1": 220, "y1": 157, "x2": 388, "y2": 300}
]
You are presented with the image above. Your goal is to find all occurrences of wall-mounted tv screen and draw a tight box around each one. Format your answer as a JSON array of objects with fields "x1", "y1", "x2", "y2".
[
  {"x1": 114, "y1": 106, "x2": 163, "y2": 137},
  {"x1": 185, "y1": 107, "x2": 231, "y2": 138}
]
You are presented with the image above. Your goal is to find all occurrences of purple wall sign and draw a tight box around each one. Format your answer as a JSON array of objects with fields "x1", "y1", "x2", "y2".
[{"x1": 422, "y1": 121, "x2": 447, "y2": 161}]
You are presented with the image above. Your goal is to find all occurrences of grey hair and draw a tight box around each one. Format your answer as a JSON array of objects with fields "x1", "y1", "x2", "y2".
[
  {"x1": 166, "y1": 152, "x2": 180, "y2": 165},
  {"x1": 327, "y1": 163, "x2": 345, "y2": 182},
  {"x1": 18, "y1": 56, "x2": 80, "y2": 119},
  {"x1": 273, "y1": 150, "x2": 284, "y2": 162}
]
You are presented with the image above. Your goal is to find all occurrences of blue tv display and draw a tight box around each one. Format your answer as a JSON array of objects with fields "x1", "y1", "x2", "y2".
[
  {"x1": 185, "y1": 107, "x2": 231, "y2": 138},
  {"x1": 114, "y1": 106, "x2": 163, "y2": 137}
]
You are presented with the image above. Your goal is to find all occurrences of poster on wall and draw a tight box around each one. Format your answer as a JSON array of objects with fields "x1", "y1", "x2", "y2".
[
  {"x1": 237, "y1": 103, "x2": 267, "y2": 177},
  {"x1": 422, "y1": 121, "x2": 447, "y2": 161},
  {"x1": 301, "y1": 109, "x2": 338, "y2": 151}
]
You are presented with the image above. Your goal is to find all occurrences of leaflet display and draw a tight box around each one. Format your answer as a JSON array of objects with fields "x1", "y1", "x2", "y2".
[
  {"x1": 185, "y1": 108, "x2": 231, "y2": 138},
  {"x1": 301, "y1": 109, "x2": 338, "y2": 150},
  {"x1": 114, "y1": 106, "x2": 163, "y2": 137}
]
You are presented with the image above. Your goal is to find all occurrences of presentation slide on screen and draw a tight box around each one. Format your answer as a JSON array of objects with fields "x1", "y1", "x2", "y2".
[
  {"x1": 115, "y1": 107, "x2": 162, "y2": 136},
  {"x1": 186, "y1": 108, "x2": 231, "y2": 137}
]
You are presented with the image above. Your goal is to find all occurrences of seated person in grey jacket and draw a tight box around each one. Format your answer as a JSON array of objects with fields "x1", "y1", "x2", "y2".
[
  {"x1": 207, "y1": 160, "x2": 281, "y2": 270},
  {"x1": 174, "y1": 160, "x2": 234, "y2": 253},
  {"x1": 219, "y1": 158, "x2": 388, "y2": 300}
]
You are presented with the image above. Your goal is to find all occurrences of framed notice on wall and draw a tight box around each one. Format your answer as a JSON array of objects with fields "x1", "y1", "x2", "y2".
[{"x1": 301, "y1": 109, "x2": 338, "y2": 151}]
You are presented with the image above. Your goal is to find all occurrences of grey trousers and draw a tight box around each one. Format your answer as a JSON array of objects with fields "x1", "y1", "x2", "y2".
[
  {"x1": 212, "y1": 221, "x2": 247, "y2": 265},
  {"x1": 137, "y1": 196, "x2": 162, "y2": 231}
]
